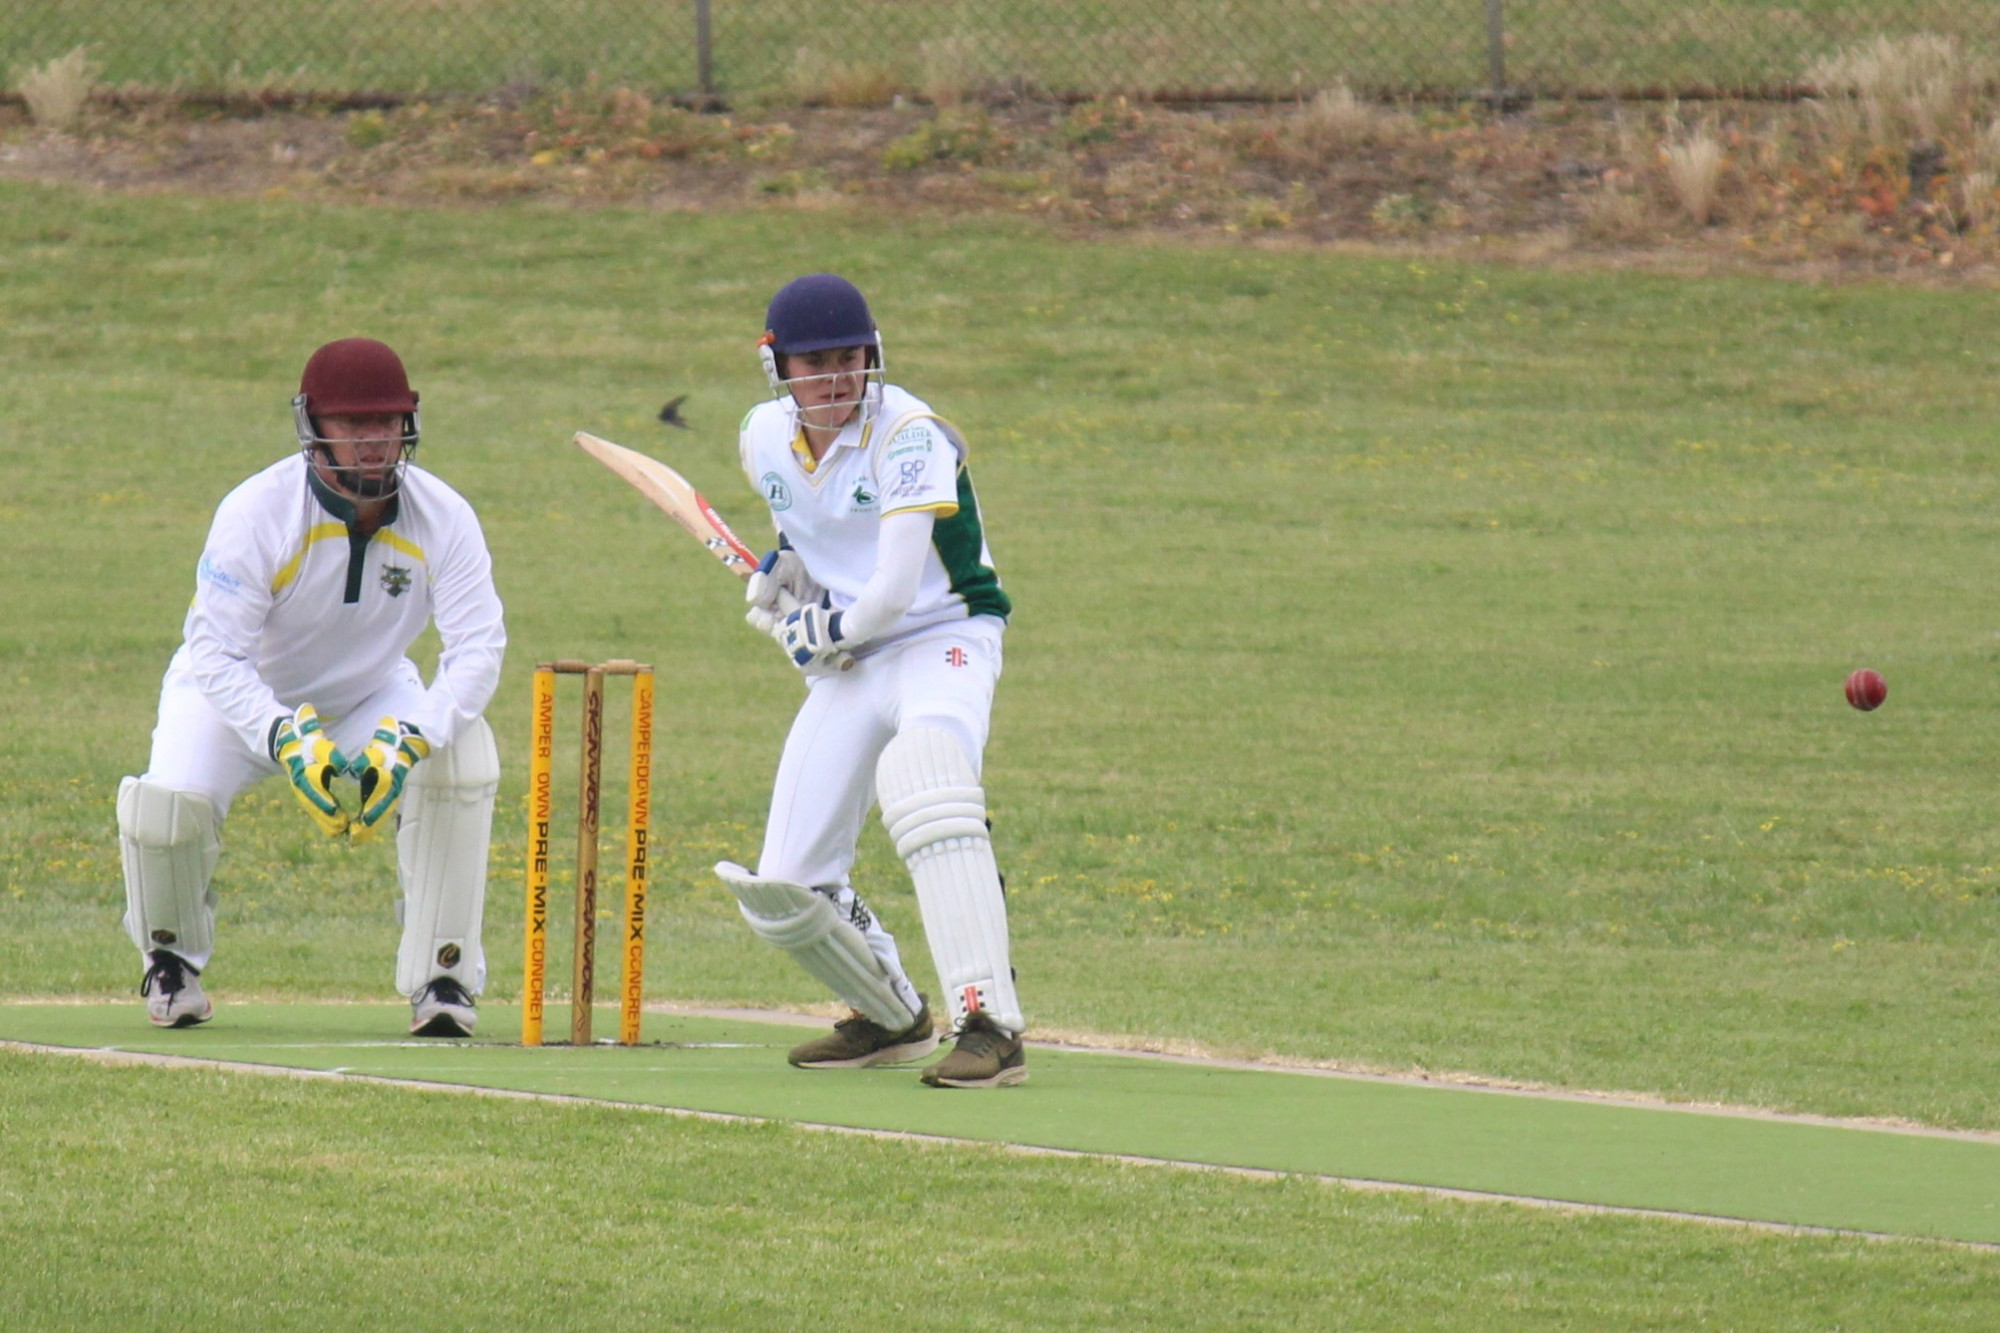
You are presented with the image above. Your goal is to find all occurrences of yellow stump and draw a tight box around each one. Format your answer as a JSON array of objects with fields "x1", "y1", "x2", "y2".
[
  {"x1": 522, "y1": 667, "x2": 555, "y2": 1047},
  {"x1": 619, "y1": 669, "x2": 654, "y2": 1046}
]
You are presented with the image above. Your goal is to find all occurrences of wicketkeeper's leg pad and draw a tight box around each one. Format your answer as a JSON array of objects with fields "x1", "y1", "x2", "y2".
[
  {"x1": 876, "y1": 727, "x2": 1024, "y2": 1035},
  {"x1": 118, "y1": 778, "x2": 221, "y2": 970},
  {"x1": 394, "y1": 715, "x2": 498, "y2": 997},
  {"x1": 716, "y1": 860, "x2": 918, "y2": 1029}
]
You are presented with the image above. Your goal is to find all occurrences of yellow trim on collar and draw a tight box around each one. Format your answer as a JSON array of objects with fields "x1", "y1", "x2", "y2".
[
  {"x1": 790, "y1": 418, "x2": 876, "y2": 479},
  {"x1": 269, "y1": 525, "x2": 427, "y2": 594},
  {"x1": 789, "y1": 428, "x2": 818, "y2": 475},
  {"x1": 270, "y1": 523, "x2": 351, "y2": 594},
  {"x1": 374, "y1": 529, "x2": 425, "y2": 563}
]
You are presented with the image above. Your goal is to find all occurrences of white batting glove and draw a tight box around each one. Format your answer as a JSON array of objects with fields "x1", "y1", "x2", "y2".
[
  {"x1": 777, "y1": 602, "x2": 848, "y2": 669},
  {"x1": 745, "y1": 540, "x2": 823, "y2": 635}
]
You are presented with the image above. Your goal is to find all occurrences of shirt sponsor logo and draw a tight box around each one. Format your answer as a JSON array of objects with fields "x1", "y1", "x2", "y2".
[
  {"x1": 762, "y1": 472, "x2": 793, "y2": 511},
  {"x1": 197, "y1": 556, "x2": 244, "y2": 596},
  {"x1": 888, "y1": 457, "x2": 929, "y2": 500},
  {"x1": 851, "y1": 480, "x2": 878, "y2": 510},
  {"x1": 380, "y1": 565, "x2": 413, "y2": 597},
  {"x1": 887, "y1": 424, "x2": 933, "y2": 458}
]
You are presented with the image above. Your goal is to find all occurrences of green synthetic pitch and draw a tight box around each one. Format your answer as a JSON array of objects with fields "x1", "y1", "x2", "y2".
[{"x1": 9, "y1": 1002, "x2": 1998, "y2": 1245}]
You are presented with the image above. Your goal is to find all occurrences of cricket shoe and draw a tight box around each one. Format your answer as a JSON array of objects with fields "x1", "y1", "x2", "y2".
[
  {"x1": 788, "y1": 999, "x2": 939, "y2": 1069},
  {"x1": 141, "y1": 950, "x2": 213, "y2": 1029},
  {"x1": 920, "y1": 1013, "x2": 1027, "y2": 1089},
  {"x1": 410, "y1": 976, "x2": 477, "y2": 1037}
]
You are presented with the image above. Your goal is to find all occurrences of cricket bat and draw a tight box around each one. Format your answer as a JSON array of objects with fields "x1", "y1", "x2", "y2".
[
  {"x1": 572, "y1": 430, "x2": 853, "y2": 669},
  {"x1": 574, "y1": 430, "x2": 761, "y2": 580}
]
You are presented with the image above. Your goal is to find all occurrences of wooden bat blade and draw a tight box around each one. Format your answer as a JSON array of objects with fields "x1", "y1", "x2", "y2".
[
  {"x1": 573, "y1": 431, "x2": 760, "y2": 579},
  {"x1": 576, "y1": 431, "x2": 857, "y2": 673}
]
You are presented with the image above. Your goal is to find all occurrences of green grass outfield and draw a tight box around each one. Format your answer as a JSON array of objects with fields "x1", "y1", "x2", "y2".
[{"x1": 7, "y1": 177, "x2": 2000, "y2": 1321}]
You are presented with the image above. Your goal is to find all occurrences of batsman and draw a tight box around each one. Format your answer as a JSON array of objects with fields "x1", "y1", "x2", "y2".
[
  {"x1": 718, "y1": 273, "x2": 1026, "y2": 1088},
  {"x1": 116, "y1": 338, "x2": 507, "y2": 1036}
]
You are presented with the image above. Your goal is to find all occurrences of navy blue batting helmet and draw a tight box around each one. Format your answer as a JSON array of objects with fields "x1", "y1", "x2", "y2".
[{"x1": 763, "y1": 274, "x2": 877, "y2": 355}]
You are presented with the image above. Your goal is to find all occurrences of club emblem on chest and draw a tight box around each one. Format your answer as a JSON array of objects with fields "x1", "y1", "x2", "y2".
[
  {"x1": 851, "y1": 479, "x2": 878, "y2": 510},
  {"x1": 380, "y1": 565, "x2": 413, "y2": 597}
]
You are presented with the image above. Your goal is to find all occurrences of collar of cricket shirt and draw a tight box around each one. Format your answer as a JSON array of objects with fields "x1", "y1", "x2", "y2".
[{"x1": 307, "y1": 463, "x2": 401, "y2": 532}]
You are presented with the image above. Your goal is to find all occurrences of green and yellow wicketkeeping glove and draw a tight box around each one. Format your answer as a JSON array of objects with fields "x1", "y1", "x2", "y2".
[
  {"x1": 269, "y1": 703, "x2": 351, "y2": 838},
  {"x1": 345, "y1": 716, "x2": 430, "y2": 842}
]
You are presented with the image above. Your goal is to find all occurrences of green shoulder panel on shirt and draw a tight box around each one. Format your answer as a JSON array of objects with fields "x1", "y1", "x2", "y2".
[{"x1": 934, "y1": 465, "x2": 1011, "y2": 621}]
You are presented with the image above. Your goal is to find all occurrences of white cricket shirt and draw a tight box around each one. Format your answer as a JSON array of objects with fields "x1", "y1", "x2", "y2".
[
  {"x1": 738, "y1": 384, "x2": 1009, "y2": 645},
  {"x1": 171, "y1": 453, "x2": 506, "y2": 755}
]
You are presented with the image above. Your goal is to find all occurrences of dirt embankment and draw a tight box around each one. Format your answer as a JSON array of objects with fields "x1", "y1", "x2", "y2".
[{"x1": 4, "y1": 92, "x2": 1995, "y2": 284}]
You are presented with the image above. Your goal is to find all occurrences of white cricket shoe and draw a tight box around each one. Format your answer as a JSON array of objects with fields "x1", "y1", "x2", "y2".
[
  {"x1": 141, "y1": 951, "x2": 213, "y2": 1029},
  {"x1": 410, "y1": 976, "x2": 477, "y2": 1037}
]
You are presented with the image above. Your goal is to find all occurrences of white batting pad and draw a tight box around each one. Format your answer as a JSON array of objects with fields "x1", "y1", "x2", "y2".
[
  {"x1": 876, "y1": 728, "x2": 1024, "y2": 1034},
  {"x1": 118, "y1": 778, "x2": 222, "y2": 969},
  {"x1": 394, "y1": 714, "x2": 498, "y2": 996},
  {"x1": 715, "y1": 860, "x2": 916, "y2": 1028}
]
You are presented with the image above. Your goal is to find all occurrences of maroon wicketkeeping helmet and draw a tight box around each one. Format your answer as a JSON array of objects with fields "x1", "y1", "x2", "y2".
[{"x1": 292, "y1": 337, "x2": 421, "y2": 497}]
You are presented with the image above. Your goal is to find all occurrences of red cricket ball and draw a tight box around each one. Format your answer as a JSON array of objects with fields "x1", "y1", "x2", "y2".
[{"x1": 1844, "y1": 668, "x2": 1887, "y2": 712}]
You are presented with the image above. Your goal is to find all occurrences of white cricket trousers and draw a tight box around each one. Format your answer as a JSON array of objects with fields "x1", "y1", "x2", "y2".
[{"x1": 758, "y1": 616, "x2": 1004, "y2": 891}]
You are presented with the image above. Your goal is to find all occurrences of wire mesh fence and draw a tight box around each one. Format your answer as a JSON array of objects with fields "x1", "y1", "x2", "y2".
[{"x1": 4, "y1": 1, "x2": 1998, "y2": 104}]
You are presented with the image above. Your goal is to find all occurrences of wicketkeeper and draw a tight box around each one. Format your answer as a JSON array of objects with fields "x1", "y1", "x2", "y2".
[
  {"x1": 718, "y1": 273, "x2": 1026, "y2": 1088},
  {"x1": 116, "y1": 337, "x2": 507, "y2": 1035}
]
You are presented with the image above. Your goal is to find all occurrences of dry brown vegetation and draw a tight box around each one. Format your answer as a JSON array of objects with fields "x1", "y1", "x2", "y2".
[
  {"x1": 6, "y1": 33, "x2": 2000, "y2": 281},
  {"x1": 15, "y1": 45, "x2": 99, "y2": 132}
]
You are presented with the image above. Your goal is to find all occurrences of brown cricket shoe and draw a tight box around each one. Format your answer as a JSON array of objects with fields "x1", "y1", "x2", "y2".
[
  {"x1": 920, "y1": 1013, "x2": 1027, "y2": 1089},
  {"x1": 788, "y1": 1000, "x2": 938, "y2": 1068}
]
